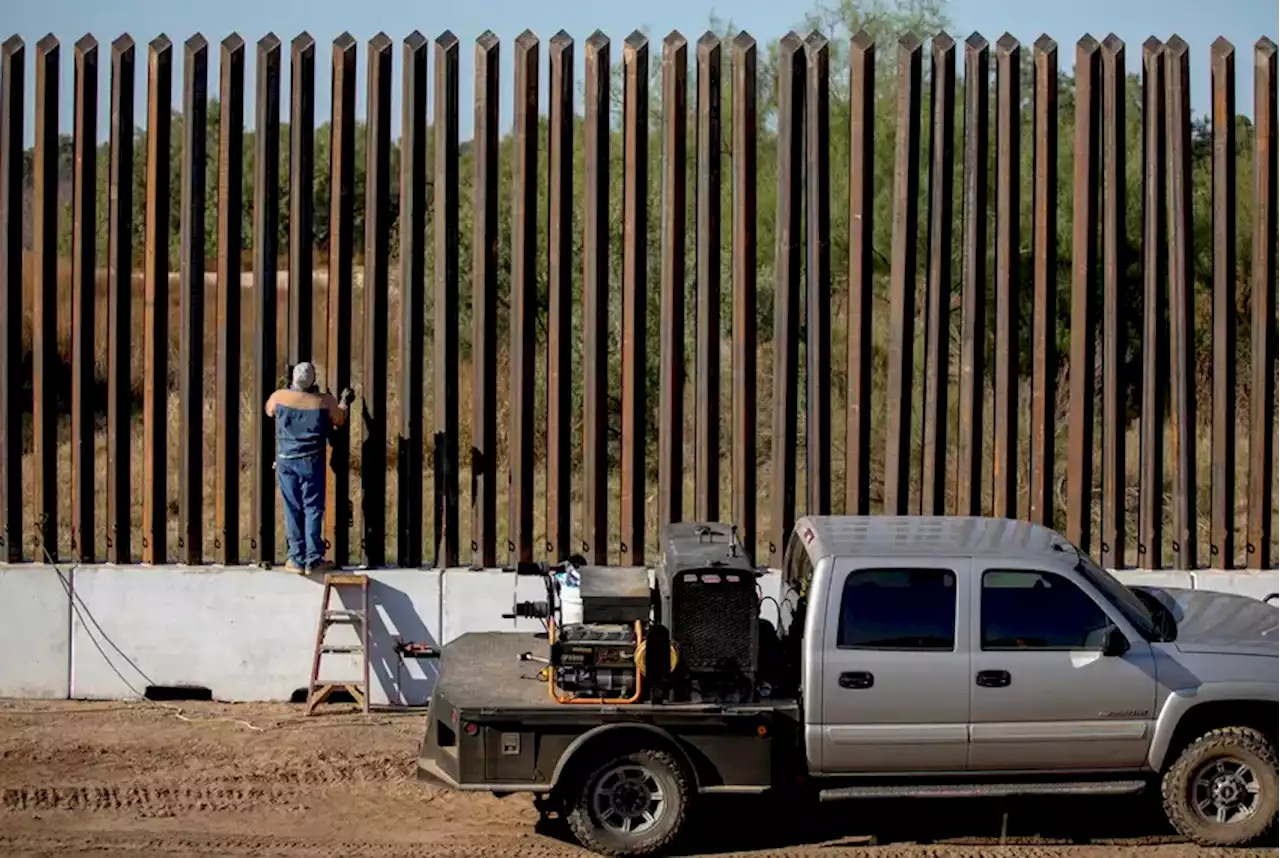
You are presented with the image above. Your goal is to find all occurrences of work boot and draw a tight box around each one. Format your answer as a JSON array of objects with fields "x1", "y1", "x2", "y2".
[
  {"x1": 285, "y1": 558, "x2": 305, "y2": 574},
  {"x1": 309, "y1": 560, "x2": 335, "y2": 575}
]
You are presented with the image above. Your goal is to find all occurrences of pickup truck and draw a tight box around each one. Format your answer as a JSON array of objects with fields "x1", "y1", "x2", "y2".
[{"x1": 417, "y1": 515, "x2": 1278, "y2": 856}]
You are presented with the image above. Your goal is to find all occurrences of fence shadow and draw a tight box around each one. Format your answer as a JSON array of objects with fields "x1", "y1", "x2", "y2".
[{"x1": 366, "y1": 578, "x2": 438, "y2": 707}]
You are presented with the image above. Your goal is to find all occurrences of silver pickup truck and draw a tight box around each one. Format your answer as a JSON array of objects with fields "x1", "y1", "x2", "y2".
[{"x1": 418, "y1": 516, "x2": 1278, "y2": 856}]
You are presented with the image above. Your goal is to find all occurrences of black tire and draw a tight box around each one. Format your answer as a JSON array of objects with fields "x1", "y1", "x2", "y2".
[
  {"x1": 566, "y1": 748, "x2": 689, "y2": 857},
  {"x1": 1161, "y1": 726, "x2": 1278, "y2": 846}
]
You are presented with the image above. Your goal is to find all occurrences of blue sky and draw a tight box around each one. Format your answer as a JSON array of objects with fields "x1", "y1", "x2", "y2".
[{"x1": 4, "y1": 0, "x2": 1277, "y2": 145}]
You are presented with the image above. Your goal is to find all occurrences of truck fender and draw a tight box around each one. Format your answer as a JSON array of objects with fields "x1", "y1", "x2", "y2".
[
  {"x1": 549, "y1": 722, "x2": 702, "y2": 792},
  {"x1": 1147, "y1": 681, "x2": 1279, "y2": 771}
]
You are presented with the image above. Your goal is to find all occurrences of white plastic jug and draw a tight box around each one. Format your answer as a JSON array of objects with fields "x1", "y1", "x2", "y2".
[{"x1": 555, "y1": 568, "x2": 584, "y2": 626}]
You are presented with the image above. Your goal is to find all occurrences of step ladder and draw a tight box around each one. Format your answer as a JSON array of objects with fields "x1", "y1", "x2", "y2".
[{"x1": 306, "y1": 573, "x2": 371, "y2": 715}]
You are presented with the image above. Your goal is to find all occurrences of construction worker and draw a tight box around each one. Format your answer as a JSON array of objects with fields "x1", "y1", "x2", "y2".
[{"x1": 264, "y1": 362, "x2": 354, "y2": 573}]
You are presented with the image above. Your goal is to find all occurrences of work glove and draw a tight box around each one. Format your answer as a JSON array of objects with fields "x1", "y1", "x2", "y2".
[{"x1": 339, "y1": 387, "x2": 356, "y2": 408}]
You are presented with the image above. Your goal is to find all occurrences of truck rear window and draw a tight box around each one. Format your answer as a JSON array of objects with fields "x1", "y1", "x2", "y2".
[{"x1": 837, "y1": 568, "x2": 957, "y2": 650}]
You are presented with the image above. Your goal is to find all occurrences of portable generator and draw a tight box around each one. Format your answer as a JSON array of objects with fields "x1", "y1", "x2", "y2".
[
  {"x1": 506, "y1": 561, "x2": 663, "y2": 704},
  {"x1": 550, "y1": 621, "x2": 642, "y2": 701}
]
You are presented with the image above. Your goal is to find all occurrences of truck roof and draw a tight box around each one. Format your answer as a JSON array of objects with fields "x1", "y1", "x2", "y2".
[{"x1": 792, "y1": 515, "x2": 1077, "y2": 563}]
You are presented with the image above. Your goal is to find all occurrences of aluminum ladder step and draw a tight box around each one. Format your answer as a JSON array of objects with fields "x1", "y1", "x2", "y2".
[{"x1": 319, "y1": 644, "x2": 364, "y2": 655}]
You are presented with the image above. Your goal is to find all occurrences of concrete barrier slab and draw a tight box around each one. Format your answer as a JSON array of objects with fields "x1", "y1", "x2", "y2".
[
  {"x1": 1192, "y1": 570, "x2": 1279, "y2": 602},
  {"x1": 0, "y1": 565, "x2": 71, "y2": 698},
  {"x1": 70, "y1": 566, "x2": 442, "y2": 705},
  {"x1": 1112, "y1": 570, "x2": 1195, "y2": 591},
  {"x1": 368, "y1": 570, "x2": 442, "y2": 706},
  {"x1": 441, "y1": 569, "x2": 526, "y2": 643}
]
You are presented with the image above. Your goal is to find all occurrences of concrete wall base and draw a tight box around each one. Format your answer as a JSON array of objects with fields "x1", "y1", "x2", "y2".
[{"x1": 0, "y1": 564, "x2": 1274, "y2": 705}]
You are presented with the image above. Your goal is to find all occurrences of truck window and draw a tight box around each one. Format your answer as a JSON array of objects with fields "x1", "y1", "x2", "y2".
[
  {"x1": 782, "y1": 529, "x2": 814, "y2": 596},
  {"x1": 981, "y1": 569, "x2": 1110, "y2": 650},
  {"x1": 837, "y1": 568, "x2": 956, "y2": 650}
]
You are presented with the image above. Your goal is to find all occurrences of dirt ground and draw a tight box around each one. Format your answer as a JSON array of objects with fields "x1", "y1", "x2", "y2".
[{"x1": 0, "y1": 700, "x2": 1272, "y2": 858}]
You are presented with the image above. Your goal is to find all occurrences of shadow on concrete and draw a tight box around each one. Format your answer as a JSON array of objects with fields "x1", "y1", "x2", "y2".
[{"x1": 367, "y1": 578, "x2": 439, "y2": 707}]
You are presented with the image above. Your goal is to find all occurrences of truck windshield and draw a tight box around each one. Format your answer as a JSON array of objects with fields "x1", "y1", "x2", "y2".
[{"x1": 1071, "y1": 549, "x2": 1164, "y2": 640}]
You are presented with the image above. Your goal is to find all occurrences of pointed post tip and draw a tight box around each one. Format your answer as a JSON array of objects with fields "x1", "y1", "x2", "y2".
[
  {"x1": 806, "y1": 30, "x2": 831, "y2": 53},
  {"x1": 516, "y1": 29, "x2": 540, "y2": 49}
]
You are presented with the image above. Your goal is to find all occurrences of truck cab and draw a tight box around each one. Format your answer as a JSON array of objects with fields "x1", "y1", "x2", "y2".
[
  {"x1": 784, "y1": 516, "x2": 1276, "y2": 841},
  {"x1": 790, "y1": 514, "x2": 1174, "y2": 773}
]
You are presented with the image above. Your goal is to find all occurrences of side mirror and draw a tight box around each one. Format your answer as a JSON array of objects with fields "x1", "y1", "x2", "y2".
[{"x1": 1101, "y1": 625, "x2": 1129, "y2": 657}]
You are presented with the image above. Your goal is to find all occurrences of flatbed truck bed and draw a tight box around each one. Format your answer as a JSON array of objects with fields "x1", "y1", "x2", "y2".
[{"x1": 417, "y1": 631, "x2": 800, "y2": 795}]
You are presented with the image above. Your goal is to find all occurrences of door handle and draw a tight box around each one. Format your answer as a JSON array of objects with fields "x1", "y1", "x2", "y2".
[
  {"x1": 976, "y1": 669, "x2": 1011, "y2": 688},
  {"x1": 839, "y1": 671, "x2": 874, "y2": 690}
]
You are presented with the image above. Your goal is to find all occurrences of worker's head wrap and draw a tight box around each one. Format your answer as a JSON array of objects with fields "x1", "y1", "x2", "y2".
[{"x1": 291, "y1": 361, "x2": 316, "y2": 391}]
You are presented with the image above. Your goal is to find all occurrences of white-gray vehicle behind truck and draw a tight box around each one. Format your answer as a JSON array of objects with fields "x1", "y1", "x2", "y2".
[{"x1": 418, "y1": 516, "x2": 1278, "y2": 856}]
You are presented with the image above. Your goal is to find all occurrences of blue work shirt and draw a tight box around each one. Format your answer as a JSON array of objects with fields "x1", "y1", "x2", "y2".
[{"x1": 265, "y1": 387, "x2": 348, "y2": 460}]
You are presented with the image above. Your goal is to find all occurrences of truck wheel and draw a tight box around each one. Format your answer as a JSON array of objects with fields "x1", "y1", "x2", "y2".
[
  {"x1": 566, "y1": 749, "x2": 689, "y2": 857},
  {"x1": 1161, "y1": 726, "x2": 1278, "y2": 846}
]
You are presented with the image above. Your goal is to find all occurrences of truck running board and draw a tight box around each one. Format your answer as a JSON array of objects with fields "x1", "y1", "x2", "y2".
[{"x1": 818, "y1": 779, "x2": 1146, "y2": 802}]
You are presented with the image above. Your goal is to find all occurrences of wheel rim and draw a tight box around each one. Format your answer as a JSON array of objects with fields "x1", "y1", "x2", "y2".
[
  {"x1": 591, "y1": 763, "x2": 665, "y2": 836},
  {"x1": 1190, "y1": 756, "x2": 1263, "y2": 827}
]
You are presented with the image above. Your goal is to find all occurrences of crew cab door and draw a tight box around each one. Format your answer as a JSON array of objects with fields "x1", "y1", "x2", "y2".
[
  {"x1": 967, "y1": 565, "x2": 1157, "y2": 771},
  {"x1": 817, "y1": 557, "x2": 971, "y2": 773}
]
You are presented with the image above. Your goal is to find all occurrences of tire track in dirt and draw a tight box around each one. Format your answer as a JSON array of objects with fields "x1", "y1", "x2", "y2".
[
  {"x1": 0, "y1": 784, "x2": 305, "y2": 815},
  {"x1": 0, "y1": 831, "x2": 584, "y2": 858},
  {"x1": 0, "y1": 830, "x2": 1271, "y2": 858},
  {"x1": 1, "y1": 702, "x2": 1270, "y2": 858}
]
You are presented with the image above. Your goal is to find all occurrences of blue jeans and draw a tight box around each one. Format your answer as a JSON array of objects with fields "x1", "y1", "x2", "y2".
[{"x1": 277, "y1": 454, "x2": 326, "y2": 568}]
